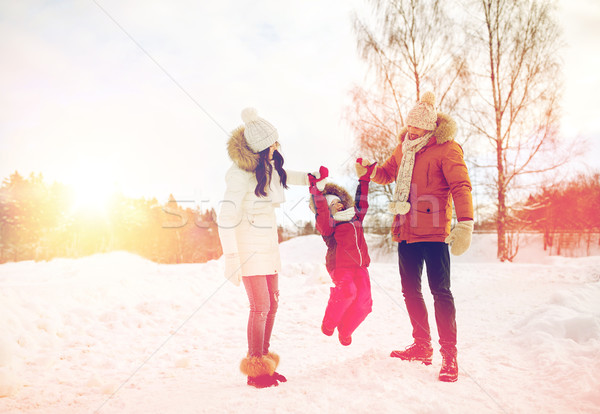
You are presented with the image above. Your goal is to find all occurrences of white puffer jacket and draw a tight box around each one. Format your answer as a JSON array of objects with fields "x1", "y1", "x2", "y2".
[{"x1": 218, "y1": 126, "x2": 308, "y2": 277}]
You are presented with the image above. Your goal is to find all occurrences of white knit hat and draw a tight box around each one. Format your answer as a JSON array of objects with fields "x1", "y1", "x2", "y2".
[
  {"x1": 241, "y1": 107, "x2": 279, "y2": 153},
  {"x1": 325, "y1": 194, "x2": 341, "y2": 206},
  {"x1": 407, "y1": 91, "x2": 437, "y2": 131}
]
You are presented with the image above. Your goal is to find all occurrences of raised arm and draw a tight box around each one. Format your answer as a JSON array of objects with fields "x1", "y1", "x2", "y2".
[
  {"x1": 308, "y1": 168, "x2": 335, "y2": 236},
  {"x1": 312, "y1": 190, "x2": 335, "y2": 236},
  {"x1": 372, "y1": 145, "x2": 401, "y2": 185},
  {"x1": 353, "y1": 159, "x2": 376, "y2": 222},
  {"x1": 354, "y1": 180, "x2": 370, "y2": 222},
  {"x1": 286, "y1": 169, "x2": 310, "y2": 186}
]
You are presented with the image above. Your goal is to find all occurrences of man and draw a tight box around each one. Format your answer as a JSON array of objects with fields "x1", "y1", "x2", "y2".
[{"x1": 357, "y1": 91, "x2": 474, "y2": 382}]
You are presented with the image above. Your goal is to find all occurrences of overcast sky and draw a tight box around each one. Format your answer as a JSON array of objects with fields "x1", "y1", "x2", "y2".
[{"x1": 1, "y1": 0, "x2": 599, "y2": 226}]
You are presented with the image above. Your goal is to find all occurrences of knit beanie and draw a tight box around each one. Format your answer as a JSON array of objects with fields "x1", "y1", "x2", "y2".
[
  {"x1": 406, "y1": 91, "x2": 437, "y2": 131},
  {"x1": 325, "y1": 194, "x2": 341, "y2": 206},
  {"x1": 241, "y1": 107, "x2": 279, "y2": 153},
  {"x1": 308, "y1": 194, "x2": 342, "y2": 214}
]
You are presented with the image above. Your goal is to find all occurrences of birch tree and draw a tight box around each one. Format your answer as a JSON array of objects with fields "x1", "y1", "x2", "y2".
[{"x1": 472, "y1": 0, "x2": 565, "y2": 261}]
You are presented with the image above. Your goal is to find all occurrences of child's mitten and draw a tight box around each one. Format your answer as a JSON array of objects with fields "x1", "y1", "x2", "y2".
[{"x1": 308, "y1": 166, "x2": 329, "y2": 193}]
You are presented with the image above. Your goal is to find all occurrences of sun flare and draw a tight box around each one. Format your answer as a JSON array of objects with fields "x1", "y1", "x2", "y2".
[{"x1": 69, "y1": 171, "x2": 117, "y2": 215}]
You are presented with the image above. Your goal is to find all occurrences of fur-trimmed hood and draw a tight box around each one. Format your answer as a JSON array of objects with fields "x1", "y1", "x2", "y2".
[
  {"x1": 227, "y1": 126, "x2": 259, "y2": 172},
  {"x1": 309, "y1": 182, "x2": 354, "y2": 213},
  {"x1": 398, "y1": 112, "x2": 457, "y2": 145}
]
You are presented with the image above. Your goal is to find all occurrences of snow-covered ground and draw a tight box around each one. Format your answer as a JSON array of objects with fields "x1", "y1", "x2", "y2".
[{"x1": 0, "y1": 235, "x2": 599, "y2": 414}]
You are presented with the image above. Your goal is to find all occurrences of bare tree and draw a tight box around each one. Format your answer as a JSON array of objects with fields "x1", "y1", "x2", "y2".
[
  {"x1": 345, "y1": 85, "x2": 400, "y2": 200},
  {"x1": 470, "y1": 0, "x2": 567, "y2": 261},
  {"x1": 353, "y1": 0, "x2": 469, "y2": 108}
]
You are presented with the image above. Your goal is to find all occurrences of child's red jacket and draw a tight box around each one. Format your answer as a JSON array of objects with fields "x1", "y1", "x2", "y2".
[{"x1": 312, "y1": 180, "x2": 371, "y2": 273}]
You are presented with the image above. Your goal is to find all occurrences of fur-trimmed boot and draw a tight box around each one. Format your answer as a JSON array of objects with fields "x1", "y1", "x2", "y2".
[
  {"x1": 265, "y1": 352, "x2": 287, "y2": 383},
  {"x1": 240, "y1": 355, "x2": 278, "y2": 388}
]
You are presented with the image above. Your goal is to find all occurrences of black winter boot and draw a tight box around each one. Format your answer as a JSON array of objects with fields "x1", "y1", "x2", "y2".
[
  {"x1": 390, "y1": 341, "x2": 433, "y2": 365},
  {"x1": 439, "y1": 351, "x2": 458, "y2": 382}
]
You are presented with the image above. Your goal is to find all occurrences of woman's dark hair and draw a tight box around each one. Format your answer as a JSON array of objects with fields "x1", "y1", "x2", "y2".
[{"x1": 254, "y1": 148, "x2": 288, "y2": 197}]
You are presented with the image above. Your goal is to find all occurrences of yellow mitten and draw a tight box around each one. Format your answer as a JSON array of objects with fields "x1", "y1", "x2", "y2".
[
  {"x1": 444, "y1": 220, "x2": 474, "y2": 256},
  {"x1": 355, "y1": 158, "x2": 377, "y2": 179},
  {"x1": 355, "y1": 161, "x2": 367, "y2": 177}
]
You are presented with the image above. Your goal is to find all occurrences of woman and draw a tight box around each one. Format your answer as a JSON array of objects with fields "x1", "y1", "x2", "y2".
[{"x1": 217, "y1": 108, "x2": 310, "y2": 388}]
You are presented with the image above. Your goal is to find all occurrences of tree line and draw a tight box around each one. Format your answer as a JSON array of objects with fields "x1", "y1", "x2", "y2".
[
  {"x1": 517, "y1": 172, "x2": 600, "y2": 257},
  {"x1": 0, "y1": 171, "x2": 223, "y2": 264},
  {"x1": 1, "y1": 169, "x2": 597, "y2": 264}
]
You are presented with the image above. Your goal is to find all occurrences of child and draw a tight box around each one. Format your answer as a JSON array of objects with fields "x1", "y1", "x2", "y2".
[{"x1": 308, "y1": 160, "x2": 377, "y2": 346}]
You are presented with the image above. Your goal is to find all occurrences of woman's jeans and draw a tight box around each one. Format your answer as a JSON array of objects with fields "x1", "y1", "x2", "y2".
[
  {"x1": 322, "y1": 266, "x2": 372, "y2": 337},
  {"x1": 398, "y1": 241, "x2": 457, "y2": 354},
  {"x1": 242, "y1": 274, "x2": 279, "y2": 357}
]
